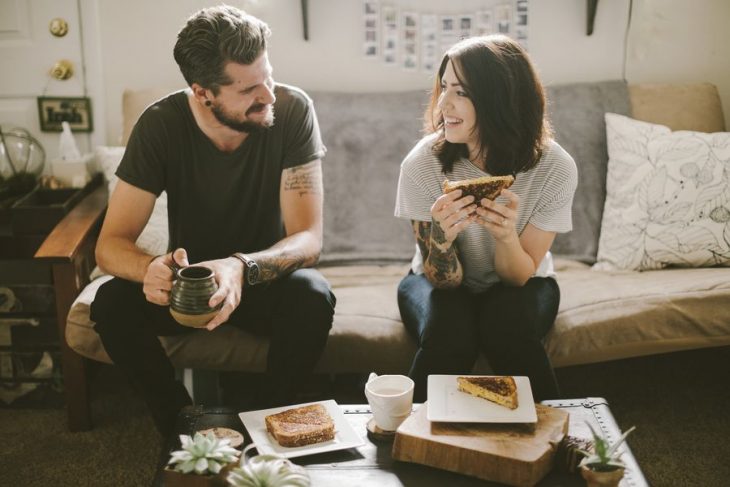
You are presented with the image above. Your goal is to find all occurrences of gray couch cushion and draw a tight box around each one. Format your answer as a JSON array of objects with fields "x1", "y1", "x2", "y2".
[
  {"x1": 312, "y1": 82, "x2": 632, "y2": 265},
  {"x1": 545, "y1": 80, "x2": 631, "y2": 263},
  {"x1": 310, "y1": 91, "x2": 426, "y2": 264}
]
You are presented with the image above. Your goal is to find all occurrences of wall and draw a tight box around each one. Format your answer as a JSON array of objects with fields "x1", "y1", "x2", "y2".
[{"x1": 91, "y1": 0, "x2": 728, "y2": 144}]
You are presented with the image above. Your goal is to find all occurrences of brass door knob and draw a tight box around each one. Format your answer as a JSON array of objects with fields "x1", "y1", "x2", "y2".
[
  {"x1": 49, "y1": 18, "x2": 69, "y2": 37},
  {"x1": 50, "y1": 59, "x2": 74, "y2": 80}
]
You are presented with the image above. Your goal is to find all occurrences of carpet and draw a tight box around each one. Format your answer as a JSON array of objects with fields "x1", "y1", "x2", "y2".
[{"x1": 1, "y1": 346, "x2": 728, "y2": 486}]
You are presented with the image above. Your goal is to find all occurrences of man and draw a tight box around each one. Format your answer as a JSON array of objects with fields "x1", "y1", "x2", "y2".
[{"x1": 91, "y1": 5, "x2": 335, "y2": 435}]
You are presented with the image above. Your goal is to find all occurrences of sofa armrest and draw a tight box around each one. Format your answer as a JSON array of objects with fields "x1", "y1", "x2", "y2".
[
  {"x1": 35, "y1": 184, "x2": 108, "y2": 263},
  {"x1": 34, "y1": 184, "x2": 107, "y2": 431}
]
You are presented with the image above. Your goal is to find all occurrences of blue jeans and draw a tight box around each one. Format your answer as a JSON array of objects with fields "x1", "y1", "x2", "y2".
[{"x1": 397, "y1": 272, "x2": 560, "y2": 402}]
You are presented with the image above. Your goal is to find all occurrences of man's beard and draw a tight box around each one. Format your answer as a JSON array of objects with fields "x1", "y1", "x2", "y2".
[{"x1": 211, "y1": 102, "x2": 275, "y2": 133}]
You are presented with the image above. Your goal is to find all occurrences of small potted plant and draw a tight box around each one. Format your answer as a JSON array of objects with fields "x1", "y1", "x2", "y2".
[
  {"x1": 578, "y1": 422, "x2": 636, "y2": 487},
  {"x1": 165, "y1": 431, "x2": 240, "y2": 487},
  {"x1": 226, "y1": 444, "x2": 311, "y2": 487}
]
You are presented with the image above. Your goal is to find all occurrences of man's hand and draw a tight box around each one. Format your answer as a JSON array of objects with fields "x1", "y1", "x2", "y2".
[
  {"x1": 196, "y1": 256, "x2": 245, "y2": 331},
  {"x1": 143, "y1": 248, "x2": 189, "y2": 305}
]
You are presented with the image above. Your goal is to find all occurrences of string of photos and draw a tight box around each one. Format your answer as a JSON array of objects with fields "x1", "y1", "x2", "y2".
[{"x1": 363, "y1": 0, "x2": 529, "y2": 72}]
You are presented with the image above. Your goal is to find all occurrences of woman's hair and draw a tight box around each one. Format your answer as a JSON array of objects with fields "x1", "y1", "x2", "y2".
[
  {"x1": 425, "y1": 35, "x2": 552, "y2": 175},
  {"x1": 173, "y1": 5, "x2": 271, "y2": 94}
]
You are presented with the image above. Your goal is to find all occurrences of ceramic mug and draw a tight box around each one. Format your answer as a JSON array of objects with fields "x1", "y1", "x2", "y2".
[
  {"x1": 364, "y1": 374, "x2": 414, "y2": 431},
  {"x1": 169, "y1": 265, "x2": 221, "y2": 328}
]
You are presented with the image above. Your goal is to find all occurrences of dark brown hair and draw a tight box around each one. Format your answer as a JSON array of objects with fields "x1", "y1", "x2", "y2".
[
  {"x1": 425, "y1": 35, "x2": 552, "y2": 175},
  {"x1": 173, "y1": 5, "x2": 271, "y2": 94}
]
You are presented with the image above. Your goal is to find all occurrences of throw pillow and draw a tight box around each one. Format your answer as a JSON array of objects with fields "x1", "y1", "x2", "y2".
[
  {"x1": 93, "y1": 146, "x2": 169, "y2": 257},
  {"x1": 594, "y1": 113, "x2": 730, "y2": 271}
]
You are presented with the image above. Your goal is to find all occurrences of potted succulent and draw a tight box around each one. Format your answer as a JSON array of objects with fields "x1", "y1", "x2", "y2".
[
  {"x1": 165, "y1": 431, "x2": 240, "y2": 487},
  {"x1": 578, "y1": 422, "x2": 636, "y2": 487},
  {"x1": 226, "y1": 444, "x2": 311, "y2": 487}
]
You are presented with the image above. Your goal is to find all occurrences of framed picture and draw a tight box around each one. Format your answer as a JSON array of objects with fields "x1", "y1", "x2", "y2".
[{"x1": 37, "y1": 96, "x2": 93, "y2": 132}]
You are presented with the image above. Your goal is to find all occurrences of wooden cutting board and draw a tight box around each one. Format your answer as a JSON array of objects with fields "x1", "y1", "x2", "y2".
[{"x1": 392, "y1": 403, "x2": 568, "y2": 487}]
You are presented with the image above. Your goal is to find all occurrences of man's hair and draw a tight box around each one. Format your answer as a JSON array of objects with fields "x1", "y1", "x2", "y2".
[
  {"x1": 173, "y1": 5, "x2": 271, "y2": 94},
  {"x1": 425, "y1": 35, "x2": 552, "y2": 175}
]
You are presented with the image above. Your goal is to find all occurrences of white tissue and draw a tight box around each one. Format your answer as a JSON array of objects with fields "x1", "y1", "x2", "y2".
[
  {"x1": 51, "y1": 121, "x2": 90, "y2": 188},
  {"x1": 58, "y1": 121, "x2": 81, "y2": 161}
]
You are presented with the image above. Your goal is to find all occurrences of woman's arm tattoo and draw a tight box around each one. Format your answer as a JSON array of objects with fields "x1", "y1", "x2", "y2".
[{"x1": 411, "y1": 220, "x2": 462, "y2": 287}]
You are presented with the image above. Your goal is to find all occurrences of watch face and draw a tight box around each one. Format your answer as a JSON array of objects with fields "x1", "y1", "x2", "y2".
[{"x1": 247, "y1": 263, "x2": 259, "y2": 285}]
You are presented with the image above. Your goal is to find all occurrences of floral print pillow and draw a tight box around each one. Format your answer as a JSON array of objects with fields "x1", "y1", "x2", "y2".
[{"x1": 594, "y1": 113, "x2": 730, "y2": 271}]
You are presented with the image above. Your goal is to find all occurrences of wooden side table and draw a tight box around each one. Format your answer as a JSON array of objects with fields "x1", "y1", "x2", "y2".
[{"x1": 1, "y1": 184, "x2": 109, "y2": 431}]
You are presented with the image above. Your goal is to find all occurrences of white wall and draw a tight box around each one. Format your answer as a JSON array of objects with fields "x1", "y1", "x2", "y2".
[{"x1": 91, "y1": 0, "x2": 728, "y2": 145}]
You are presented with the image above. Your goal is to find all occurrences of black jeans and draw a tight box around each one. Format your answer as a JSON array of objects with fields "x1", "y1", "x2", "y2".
[
  {"x1": 91, "y1": 268, "x2": 335, "y2": 435},
  {"x1": 397, "y1": 272, "x2": 560, "y2": 402}
]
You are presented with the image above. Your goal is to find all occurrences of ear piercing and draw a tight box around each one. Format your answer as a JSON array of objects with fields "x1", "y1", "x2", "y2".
[{"x1": 205, "y1": 100, "x2": 212, "y2": 107}]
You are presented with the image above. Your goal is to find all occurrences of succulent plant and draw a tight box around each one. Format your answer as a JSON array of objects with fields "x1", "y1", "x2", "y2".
[
  {"x1": 168, "y1": 431, "x2": 239, "y2": 475},
  {"x1": 578, "y1": 422, "x2": 636, "y2": 472},
  {"x1": 227, "y1": 452, "x2": 311, "y2": 487}
]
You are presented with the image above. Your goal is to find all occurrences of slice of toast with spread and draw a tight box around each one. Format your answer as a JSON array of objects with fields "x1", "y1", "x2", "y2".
[
  {"x1": 264, "y1": 404, "x2": 335, "y2": 447},
  {"x1": 443, "y1": 175, "x2": 515, "y2": 203},
  {"x1": 457, "y1": 376, "x2": 519, "y2": 410}
]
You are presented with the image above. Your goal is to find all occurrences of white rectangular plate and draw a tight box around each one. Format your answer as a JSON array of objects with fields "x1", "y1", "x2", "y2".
[
  {"x1": 427, "y1": 375, "x2": 537, "y2": 423},
  {"x1": 238, "y1": 399, "x2": 364, "y2": 459}
]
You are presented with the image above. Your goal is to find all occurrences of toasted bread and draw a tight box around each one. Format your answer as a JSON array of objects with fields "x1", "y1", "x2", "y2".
[
  {"x1": 264, "y1": 404, "x2": 335, "y2": 447},
  {"x1": 442, "y1": 175, "x2": 515, "y2": 203},
  {"x1": 457, "y1": 376, "x2": 519, "y2": 410}
]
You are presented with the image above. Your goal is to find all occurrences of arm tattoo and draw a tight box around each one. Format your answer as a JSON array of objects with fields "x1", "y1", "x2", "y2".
[
  {"x1": 257, "y1": 249, "x2": 310, "y2": 282},
  {"x1": 283, "y1": 163, "x2": 322, "y2": 197},
  {"x1": 411, "y1": 220, "x2": 462, "y2": 287}
]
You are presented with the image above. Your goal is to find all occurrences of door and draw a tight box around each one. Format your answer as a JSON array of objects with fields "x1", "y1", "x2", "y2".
[{"x1": 0, "y1": 0, "x2": 92, "y2": 166}]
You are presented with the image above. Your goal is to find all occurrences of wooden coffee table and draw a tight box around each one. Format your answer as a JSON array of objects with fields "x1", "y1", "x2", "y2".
[{"x1": 154, "y1": 398, "x2": 648, "y2": 486}]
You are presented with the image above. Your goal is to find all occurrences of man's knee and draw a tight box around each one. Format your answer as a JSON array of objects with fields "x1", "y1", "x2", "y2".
[
  {"x1": 277, "y1": 269, "x2": 335, "y2": 332},
  {"x1": 90, "y1": 277, "x2": 143, "y2": 325}
]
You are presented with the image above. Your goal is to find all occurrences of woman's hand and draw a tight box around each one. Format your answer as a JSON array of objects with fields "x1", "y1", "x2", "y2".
[
  {"x1": 473, "y1": 189, "x2": 520, "y2": 242},
  {"x1": 430, "y1": 189, "x2": 477, "y2": 247}
]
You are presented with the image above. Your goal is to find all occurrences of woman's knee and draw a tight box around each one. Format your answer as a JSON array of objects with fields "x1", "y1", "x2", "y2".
[{"x1": 481, "y1": 278, "x2": 560, "y2": 339}]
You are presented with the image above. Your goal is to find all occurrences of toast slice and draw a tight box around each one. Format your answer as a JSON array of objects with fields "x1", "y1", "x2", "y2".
[
  {"x1": 457, "y1": 376, "x2": 519, "y2": 410},
  {"x1": 442, "y1": 175, "x2": 515, "y2": 203},
  {"x1": 264, "y1": 404, "x2": 335, "y2": 447}
]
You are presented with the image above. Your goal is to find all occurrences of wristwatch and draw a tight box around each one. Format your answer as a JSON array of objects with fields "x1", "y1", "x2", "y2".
[{"x1": 231, "y1": 253, "x2": 260, "y2": 287}]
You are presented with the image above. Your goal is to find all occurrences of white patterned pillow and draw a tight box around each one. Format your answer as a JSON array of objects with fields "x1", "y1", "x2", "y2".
[
  {"x1": 594, "y1": 113, "x2": 730, "y2": 271},
  {"x1": 94, "y1": 146, "x2": 169, "y2": 257}
]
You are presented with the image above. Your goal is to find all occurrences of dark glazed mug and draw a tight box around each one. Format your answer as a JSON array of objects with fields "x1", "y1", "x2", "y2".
[{"x1": 169, "y1": 266, "x2": 222, "y2": 328}]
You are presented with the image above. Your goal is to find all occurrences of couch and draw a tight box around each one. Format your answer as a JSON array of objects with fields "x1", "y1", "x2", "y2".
[{"x1": 42, "y1": 81, "x2": 730, "y2": 431}]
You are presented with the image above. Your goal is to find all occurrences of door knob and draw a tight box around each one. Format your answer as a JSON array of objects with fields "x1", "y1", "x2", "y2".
[
  {"x1": 49, "y1": 18, "x2": 69, "y2": 37},
  {"x1": 50, "y1": 59, "x2": 74, "y2": 80}
]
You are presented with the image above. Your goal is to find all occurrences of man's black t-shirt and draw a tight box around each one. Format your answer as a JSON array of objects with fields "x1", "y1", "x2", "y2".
[{"x1": 116, "y1": 84, "x2": 325, "y2": 263}]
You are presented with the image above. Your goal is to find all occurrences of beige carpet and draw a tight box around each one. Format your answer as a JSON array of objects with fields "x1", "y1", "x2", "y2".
[{"x1": 1, "y1": 347, "x2": 729, "y2": 486}]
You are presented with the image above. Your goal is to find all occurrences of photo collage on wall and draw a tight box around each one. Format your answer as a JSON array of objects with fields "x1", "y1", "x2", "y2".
[{"x1": 363, "y1": 0, "x2": 529, "y2": 72}]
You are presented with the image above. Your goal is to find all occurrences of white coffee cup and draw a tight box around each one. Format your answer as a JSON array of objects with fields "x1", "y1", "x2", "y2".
[{"x1": 364, "y1": 373, "x2": 414, "y2": 431}]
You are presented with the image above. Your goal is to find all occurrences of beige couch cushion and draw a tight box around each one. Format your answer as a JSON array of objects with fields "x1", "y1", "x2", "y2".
[
  {"x1": 547, "y1": 258, "x2": 730, "y2": 367},
  {"x1": 67, "y1": 265, "x2": 416, "y2": 374},
  {"x1": 67, "y1": 260, "x2": 730, "y2": 372},
  {"x1": 629, "y1": 83, "x2": 726, "y2": 133}
]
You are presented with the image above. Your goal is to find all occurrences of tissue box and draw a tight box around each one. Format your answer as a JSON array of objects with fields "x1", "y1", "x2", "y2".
[{"x1": 51, "y1": 153, "x2": 95, "y2": 188}]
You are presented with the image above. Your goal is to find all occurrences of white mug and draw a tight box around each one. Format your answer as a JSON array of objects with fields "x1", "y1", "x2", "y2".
[{"x1": 364, "y1": 373, "x2": 414, "y2": 431}]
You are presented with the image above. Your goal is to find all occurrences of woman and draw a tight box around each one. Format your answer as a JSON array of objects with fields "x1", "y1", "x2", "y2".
[{"x1": 395, "y1": 35, "x2": 577, "y2": 402}]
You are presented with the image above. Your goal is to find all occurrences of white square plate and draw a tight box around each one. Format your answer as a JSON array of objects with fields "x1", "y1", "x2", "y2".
[
  {"x1": 427, "y1": 375, "x2": 537, "y2": 423},
  {"x1": 238, "y1": 400, "x2": 364, "y2": 459}
]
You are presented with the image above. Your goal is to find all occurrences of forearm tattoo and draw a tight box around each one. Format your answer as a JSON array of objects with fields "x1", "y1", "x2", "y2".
[
  {"x1": 257, "y1": 249, "x2": 311, "y2": 283},
  {"x1": 412, "y1": 220, "x2": 462, "y2": 286},
  {"x1": 283, "y1": 163, "x2": 323, "y2": 197}
]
